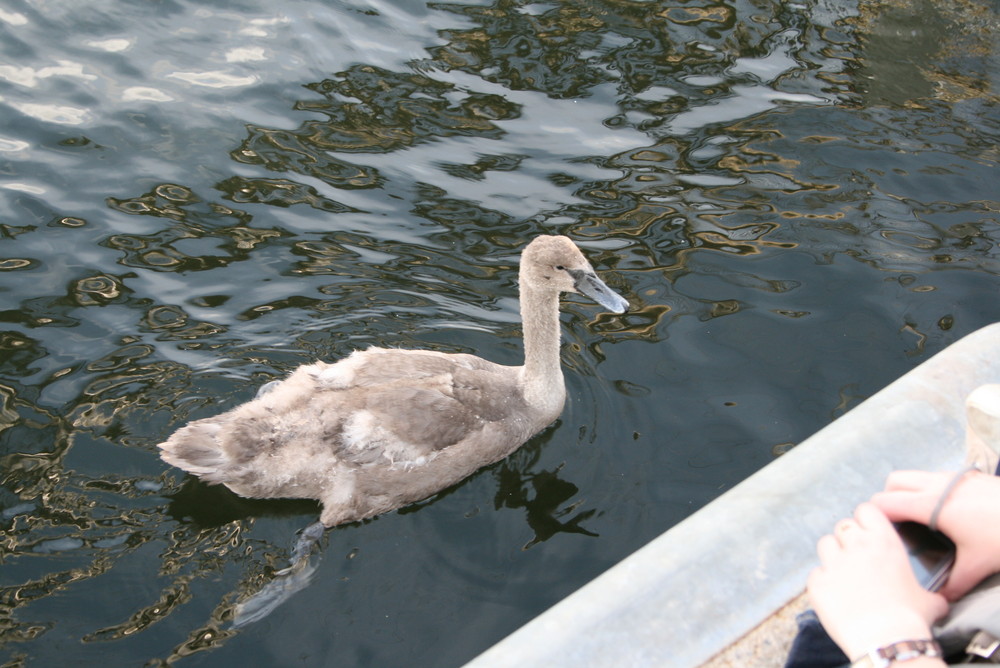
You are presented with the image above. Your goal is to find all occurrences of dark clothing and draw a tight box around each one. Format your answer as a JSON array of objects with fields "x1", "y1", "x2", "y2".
[{"x1": 784, "y1": 610, "x2": 848, "y2": 668}]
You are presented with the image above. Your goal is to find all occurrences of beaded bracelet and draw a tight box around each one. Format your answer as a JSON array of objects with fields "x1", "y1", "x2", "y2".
[{"x1": 851, "y1": 639, "x2": 943, "y2": 668}]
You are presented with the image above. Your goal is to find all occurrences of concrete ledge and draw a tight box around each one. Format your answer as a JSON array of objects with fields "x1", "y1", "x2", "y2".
[{"x1": 465, "y1": 322, "x2": 1000, "y2": 668}]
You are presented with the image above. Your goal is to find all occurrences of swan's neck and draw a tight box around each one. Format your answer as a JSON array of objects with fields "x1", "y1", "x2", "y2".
[{"x1": 519, "y1": 282, "x2": 566, "y2": 410}]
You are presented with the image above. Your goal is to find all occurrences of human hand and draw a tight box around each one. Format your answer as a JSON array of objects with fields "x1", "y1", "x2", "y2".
[
  {"x1": 872, "y1": 469, "x2": 1000, "y2": 600},
  {"x1": 807, "y1": 502, "x2": 949, "y2": 662}
]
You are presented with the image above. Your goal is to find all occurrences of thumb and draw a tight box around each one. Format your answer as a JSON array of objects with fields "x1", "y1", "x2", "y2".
[
  {"x1": 922, "y1": 589, "x2": 950, "y2": 621},
  {"x1": 871, "y1": 490, "x2": 936, "y2": 526}
]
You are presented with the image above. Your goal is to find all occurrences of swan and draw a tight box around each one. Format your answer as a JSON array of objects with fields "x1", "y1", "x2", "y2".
[
  {"x1": 157, "y1": 235, "x2": 628, "y2": 624},
  {"x1": 158, "y1": 234, "x2": 627, "y2": 526}
]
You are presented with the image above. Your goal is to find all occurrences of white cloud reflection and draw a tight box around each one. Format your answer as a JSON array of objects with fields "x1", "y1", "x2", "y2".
[
  {"x1": 85, "y1": 38, "x2": 133, "y2": 52},
  {"x1": 6, "y1": 100, "x2": 89, "y2": 125},
  {"x1": 0, "y1": 137, "x2": 30, "y2": 152},
  {"x1": 122, "y1": 86, "x2": 174, "y2": 102},
  {"x1": 238, "y1": 16, "x2": 291, "y2": 37},
  {"x1": 166, "y1": 70, "x2": 258, "y2": 88},
  {"x1": 226, "y1": 47, "x2": 267, "y2": 63},
  {"x1": 0, "y1": 9, "x2": 28, "y2": 26},
  {"x1": 0, "y1": 60, "x2": 97, "y2": 87},
  {"x1": 2, "y1": 183, "x2": 46, "y2": 194}
]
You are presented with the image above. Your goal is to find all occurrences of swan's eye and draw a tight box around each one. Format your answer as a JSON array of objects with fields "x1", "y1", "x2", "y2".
[{"x1": 555, "y1": 265, "x2": 565, "y2": 271}]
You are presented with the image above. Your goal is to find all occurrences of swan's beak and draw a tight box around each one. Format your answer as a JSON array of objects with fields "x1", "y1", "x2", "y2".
[{"x1": 569, "y1": 269, "x2": 629, "y2": 314}]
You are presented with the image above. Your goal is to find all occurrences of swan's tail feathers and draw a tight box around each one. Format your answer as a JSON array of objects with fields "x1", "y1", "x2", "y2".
[{"x1": 158, "y1": 420, "x2": 230, "y2": 484}]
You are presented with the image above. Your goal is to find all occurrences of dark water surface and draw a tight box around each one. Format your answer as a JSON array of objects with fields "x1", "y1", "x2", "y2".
[{"x1": 1, "y1": 0, "x2": 998, "y2": 665}]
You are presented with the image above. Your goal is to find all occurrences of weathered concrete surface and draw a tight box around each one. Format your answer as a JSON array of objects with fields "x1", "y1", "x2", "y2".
[
  {"x1": 701, "y1": 592, "x2": 808, "y2": 668},
  {"x1": 464, "y1": 323, "x2": 1000, "y2": 668}
]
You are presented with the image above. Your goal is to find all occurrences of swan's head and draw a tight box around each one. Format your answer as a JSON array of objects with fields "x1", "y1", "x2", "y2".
[{"x1": 521, "y1": 235, "x2": 629, "y2": 314}]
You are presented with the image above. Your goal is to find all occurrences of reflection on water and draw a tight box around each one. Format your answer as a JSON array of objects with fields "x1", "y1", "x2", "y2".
[{"x1": 1, "y1": 0, "x2": 998, "y2": 665}]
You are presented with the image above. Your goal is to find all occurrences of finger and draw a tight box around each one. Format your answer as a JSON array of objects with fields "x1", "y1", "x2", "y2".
[
  {"x1": 834, "y1": 518, "x2": 855, "y2": 535},
  {"x1": 940, "y1": 575, "x2": 975, "y2": 602},
  {"x1": 883, "y1": 470, "x2": 950, "y2": 493},
  {"x1": 853, "y1": 501, "x2": 892, "y2": 531},
  {"x1": 939, "y1": 559, "x2": 990, "y2": 601},
  {"x1": 806, "y1": 566, "x2": 827, "y2": 603},
  {"x1": 816, "y1": 533, "x2": 841, "y2": 563},
  {"x1": 870, "y1": 490, "x2": 936, "y2": 525},
  {"x1": 921, "y1": 589, "x2": 950, "y2": 621},
  {"x1": 874, "y1": 469, "x2": 979, "y2": 527},
  {"x1": 834, "y1": 516, "x2": 870, "y2": 548}
]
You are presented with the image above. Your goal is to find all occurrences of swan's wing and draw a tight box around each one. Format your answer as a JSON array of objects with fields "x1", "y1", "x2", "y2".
[{"x1": 335, "y1": 364, "x2": 526, "y2": 466}]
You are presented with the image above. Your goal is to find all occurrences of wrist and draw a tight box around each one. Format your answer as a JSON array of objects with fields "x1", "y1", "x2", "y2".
[
  {"x1": 837, "y1": 609, "x2": 935, "y2": 660},
  {"x1": 849, "y1": 639, "x2": 944, "y2": 668}
]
